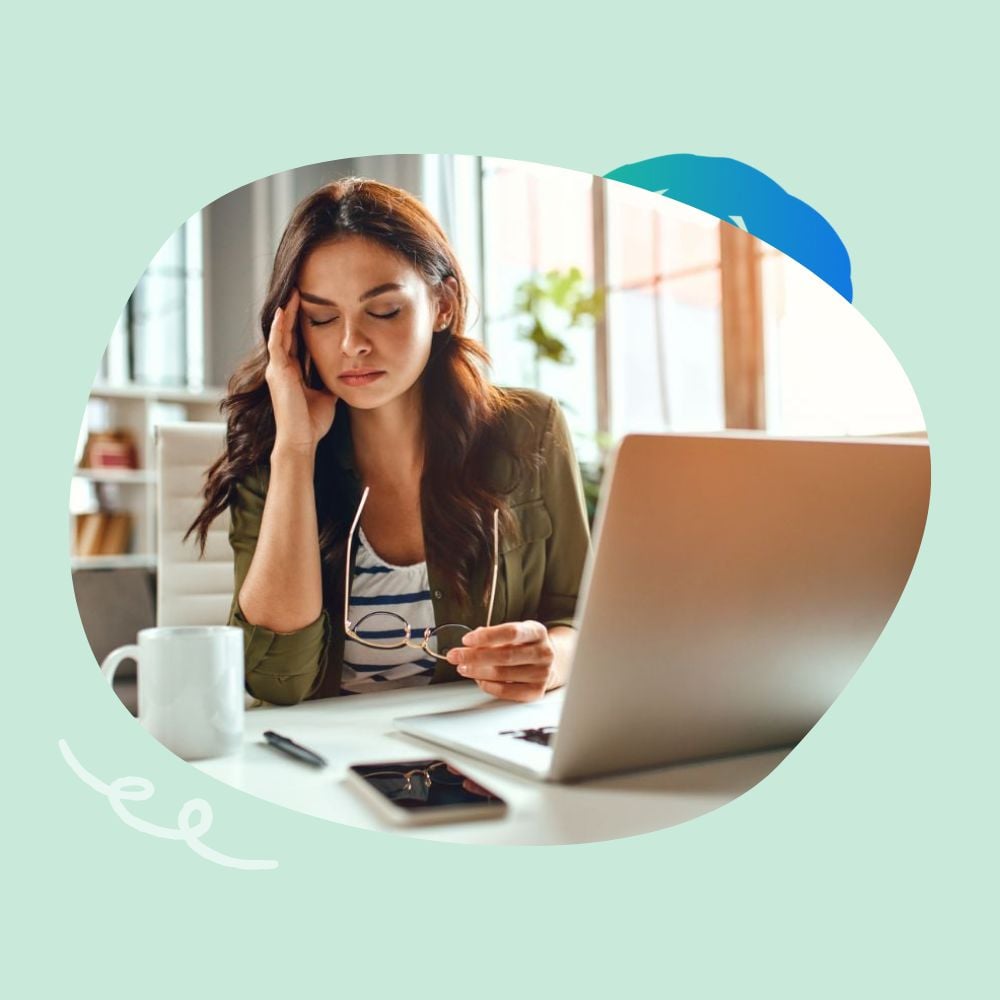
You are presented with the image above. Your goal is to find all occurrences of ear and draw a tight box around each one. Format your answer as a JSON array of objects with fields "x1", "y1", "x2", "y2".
[{"x1": 434, "y1": 276, "x2": 460, "y2": 331}]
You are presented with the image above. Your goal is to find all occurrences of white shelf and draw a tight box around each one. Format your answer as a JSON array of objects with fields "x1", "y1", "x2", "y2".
[
  {"x1": 76, "y1": 380, "x2": 225, "y2": 573},
  {"x1": 71, "y1": 554, "x2": 157, "y2": 571},
  {"x1": 73, "y1": 467, "x2": 156, "y2": 484},
  {"x1": 89, "y1": 383, "x2": 224, "y2": 405}
]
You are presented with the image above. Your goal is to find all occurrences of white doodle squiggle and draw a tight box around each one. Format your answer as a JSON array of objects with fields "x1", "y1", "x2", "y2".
[{"x1": 59, "y1": 739, "x2": 278, "y2": 871}]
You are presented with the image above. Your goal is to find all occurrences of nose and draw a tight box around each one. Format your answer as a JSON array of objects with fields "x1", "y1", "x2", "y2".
[{"x1": 340, "y1": 319, "x2": 372, "y2": 358}]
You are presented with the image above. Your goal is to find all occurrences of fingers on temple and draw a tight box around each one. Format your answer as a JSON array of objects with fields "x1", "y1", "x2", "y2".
[
  {"x1": 271, "y1": 290, "x2": 300, "y2": 358},
  {"x1": 269, "y1": 307, "x2": 287, "y2": 359}
]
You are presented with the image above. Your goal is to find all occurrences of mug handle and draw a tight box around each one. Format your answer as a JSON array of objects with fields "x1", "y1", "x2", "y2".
[{"x1": 101, "y1": 644, "x2": 140, "y2": 686}]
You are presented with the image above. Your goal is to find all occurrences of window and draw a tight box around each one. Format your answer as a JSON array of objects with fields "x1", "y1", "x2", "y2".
[
  {"x1": 605, "y1": 179, "x2": 725, "y2": 435},
  {"x1": 481, "y1": 158, "x2": 599, "y2": 461},
  {"x1": 100, "y1": 212, "x2": 205, "y2": 389},
  {"x1": 481, "y1": 160, "x2": 727, "y2": 461},
  {"x1": 760, "y1": 245, "x2": 924, "y2": 435},
  {"x1": 479, "y1": 157, "x2": 925, "y2": 456}
]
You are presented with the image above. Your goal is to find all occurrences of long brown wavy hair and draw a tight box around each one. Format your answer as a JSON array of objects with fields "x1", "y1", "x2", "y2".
[{"x1": 188, "y1": 176, "x2": 534, "y2": 608}]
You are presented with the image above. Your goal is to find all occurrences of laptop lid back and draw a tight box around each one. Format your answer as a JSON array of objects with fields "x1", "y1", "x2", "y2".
[{"x1": 549, "y1": 434, "x2": 930, "y2": 782}]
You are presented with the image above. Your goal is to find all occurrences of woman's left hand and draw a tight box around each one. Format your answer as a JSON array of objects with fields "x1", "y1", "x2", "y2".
[{"x1": 446, "y1": 621, "x2": 556, "y2": 702}]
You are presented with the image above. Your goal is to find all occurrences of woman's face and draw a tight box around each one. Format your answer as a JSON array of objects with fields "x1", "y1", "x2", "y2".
[{"x1": 295, "y1": 234, "x2": 452, "y2": 412}]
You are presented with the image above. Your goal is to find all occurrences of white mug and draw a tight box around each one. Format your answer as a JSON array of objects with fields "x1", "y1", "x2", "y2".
[{"x1": 101, "y1": 626, "x2": 245, "y2": 761}]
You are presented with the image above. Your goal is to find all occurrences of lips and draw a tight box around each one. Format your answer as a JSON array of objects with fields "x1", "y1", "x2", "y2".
[{"x1": 338, "y1": 369, "x2": 386, "y2": 387}]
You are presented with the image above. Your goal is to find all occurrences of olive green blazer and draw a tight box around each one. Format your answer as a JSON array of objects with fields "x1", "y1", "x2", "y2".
[{"x1": 227, "y1": 389, "x2": 591, "y2": 704}]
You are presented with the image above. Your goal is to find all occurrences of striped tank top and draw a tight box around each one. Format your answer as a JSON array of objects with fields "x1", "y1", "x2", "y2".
[{"x1": 340, "y1": 526, "x2": 438, "y2": 695}]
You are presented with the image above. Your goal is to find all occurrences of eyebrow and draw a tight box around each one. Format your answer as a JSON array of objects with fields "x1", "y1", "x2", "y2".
[{"x1": 298, "y1": 283, "x2": 405, "y2": 307}]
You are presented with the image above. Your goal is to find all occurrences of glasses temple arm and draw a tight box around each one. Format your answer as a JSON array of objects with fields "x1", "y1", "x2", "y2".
[
  {"x1": 344, "y1": 486, "x2": 370, "y2": 628},
  {"x1": 485, "y1": 508, "x2": 499, "y2": 627}
]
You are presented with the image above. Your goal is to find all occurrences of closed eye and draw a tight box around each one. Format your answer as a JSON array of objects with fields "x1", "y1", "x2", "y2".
[{"x1": 305, "y1": 308, "x2": 400, "y2": 327}]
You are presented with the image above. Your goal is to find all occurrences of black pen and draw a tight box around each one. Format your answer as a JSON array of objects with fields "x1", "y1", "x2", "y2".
[{"x1": 262, "y1": 730, "x2": 328, "y2": 767}]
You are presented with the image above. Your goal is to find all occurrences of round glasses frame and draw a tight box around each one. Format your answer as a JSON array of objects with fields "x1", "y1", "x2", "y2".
[
  {"x1": 343, "y1": 486, "x2": 500, "y2": 661},
  {"x1": 364, "y1": 761, "x2": 465, "y2": 796}
]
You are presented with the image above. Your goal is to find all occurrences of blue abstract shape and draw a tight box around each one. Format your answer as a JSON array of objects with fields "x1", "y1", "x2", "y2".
[{"x1": 604, "y1": 154, "x2": 853, "y2": 301}]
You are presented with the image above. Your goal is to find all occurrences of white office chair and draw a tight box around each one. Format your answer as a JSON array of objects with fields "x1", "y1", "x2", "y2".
[{"x1": 155, "y1": 422, "x2": 232, "y2": 627}]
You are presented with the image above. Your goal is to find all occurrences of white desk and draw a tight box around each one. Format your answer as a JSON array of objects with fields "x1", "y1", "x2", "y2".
[{"x1": 194, "y1": 684, "x2": 790, "y2": 845}]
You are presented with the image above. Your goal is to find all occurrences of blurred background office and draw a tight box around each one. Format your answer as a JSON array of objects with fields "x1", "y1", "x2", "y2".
[{"x1": 70, "y1": 154, "x2": 925, "y2": 709}]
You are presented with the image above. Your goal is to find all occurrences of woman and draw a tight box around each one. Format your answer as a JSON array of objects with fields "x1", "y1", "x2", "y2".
[{"x1": 189, "y1": 177, "x2": 590, "y2": 705}]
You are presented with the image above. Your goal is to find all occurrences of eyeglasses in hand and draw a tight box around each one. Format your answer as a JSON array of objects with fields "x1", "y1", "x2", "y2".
[{"x1": 344, "y1": 486, "x2": 499, "y2": 661}]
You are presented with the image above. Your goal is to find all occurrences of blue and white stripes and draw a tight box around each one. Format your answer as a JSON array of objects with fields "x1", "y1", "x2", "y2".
[{"x1": 340, "y1": 527, "x2": 438, "y2": 695}]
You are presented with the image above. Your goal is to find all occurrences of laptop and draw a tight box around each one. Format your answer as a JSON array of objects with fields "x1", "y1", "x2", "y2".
[{"x1": 395, "y1": 433, "x2": 931, "y2": 782}]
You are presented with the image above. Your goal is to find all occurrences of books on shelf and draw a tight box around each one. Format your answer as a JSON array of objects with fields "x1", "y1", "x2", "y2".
[
  {"x1": 73, "y1": 512, "x2": 133, "y2": 558},
  {"x1": 82, "y1": 430, "x2": 138, "y2": 470}
]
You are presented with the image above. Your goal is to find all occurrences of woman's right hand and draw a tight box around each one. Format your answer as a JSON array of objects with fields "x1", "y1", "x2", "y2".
[{"x1": 265, "y1": 288, "x2": 338, "y2": 453}]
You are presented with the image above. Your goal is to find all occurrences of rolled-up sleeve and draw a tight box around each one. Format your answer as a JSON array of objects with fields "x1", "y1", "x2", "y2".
[
  {"x1": 228, "y1": 471, "x2": 329, "y2": 705},
  {"x1": 538, "y1": 399, "x2": 591, "y2": 629}
]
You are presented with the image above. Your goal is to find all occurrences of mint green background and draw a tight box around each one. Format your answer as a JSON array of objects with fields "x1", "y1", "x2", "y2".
[{"x1": 3, "y1": 2, "x2": 995, "y2": 995}]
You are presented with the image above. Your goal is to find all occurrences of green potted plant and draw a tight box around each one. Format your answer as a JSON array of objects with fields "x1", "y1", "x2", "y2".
[
  {"x1": 514, "y1": 266, "x2": 604, "y2": 370},
  {"x1": 513, "y1": 267, "x2": 607, "y2": 524}
]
